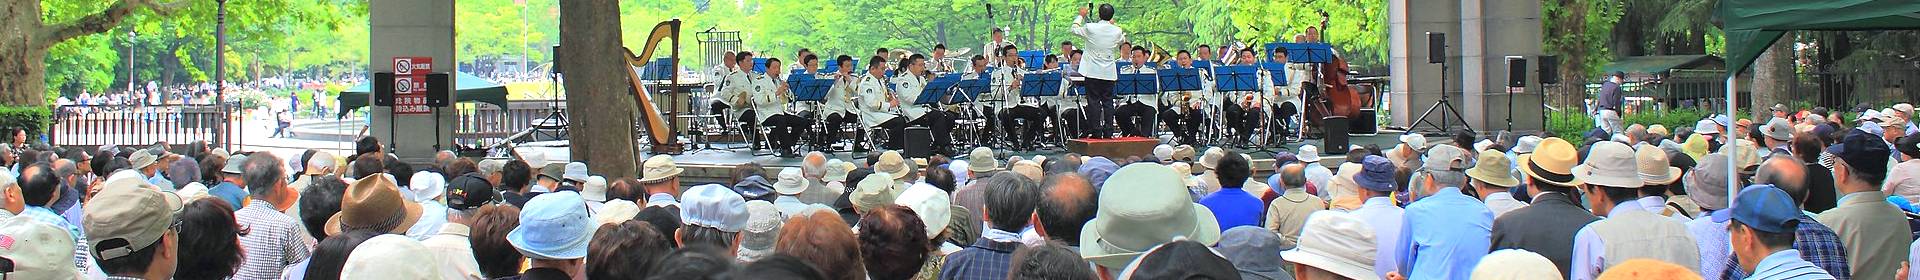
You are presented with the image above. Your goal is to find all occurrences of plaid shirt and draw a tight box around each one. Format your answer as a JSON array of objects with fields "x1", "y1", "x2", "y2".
[
  {"x1": 1726, "y1": 215, "x2": 1852, "y2": 280},
  {"x1": 938, "y1": 237, "x2": 1021, "y2": 280},
  {"x1": 236, "y1": 200, "x2": 314, "y2": 280}
]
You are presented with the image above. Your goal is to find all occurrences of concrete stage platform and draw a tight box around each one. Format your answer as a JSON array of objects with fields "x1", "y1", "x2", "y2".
[{"x1": 658, "y1": 132, "x2": 1419, "y2": 185}]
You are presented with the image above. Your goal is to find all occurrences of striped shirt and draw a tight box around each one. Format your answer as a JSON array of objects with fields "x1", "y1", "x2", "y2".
[
  {"x1": 1748, "y1": 250, "x2": 1838, "y2": 280},
  {"x1": 236, "y1": 200, "x2": 313, "y2": 280}
]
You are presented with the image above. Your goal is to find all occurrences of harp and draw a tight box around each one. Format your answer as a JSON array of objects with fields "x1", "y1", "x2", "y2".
[{"x1": 623, "y1": 19, "x2": 683, "y2": 154}]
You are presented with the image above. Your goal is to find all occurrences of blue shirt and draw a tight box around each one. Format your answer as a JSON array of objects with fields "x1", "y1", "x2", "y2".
[
  {"x1": 1395, "y1": 187, "x2": 1493, "y2": 279},
  {"x1": 1199, "y1": 187, "x2": 1264, "y2": 231},
  {"x1": 1748, "y1": 250, "x2": 1838, "y2": 280},
  {"x1": 1349, "y1": 196, "x2": 1405, "y2": 279},
  {"x1": 1687, "y1": 209, "x2": 1734, "y2": 279},
  {"x1": 210, "y1": 181, "x2": 250, "y2": 209}
]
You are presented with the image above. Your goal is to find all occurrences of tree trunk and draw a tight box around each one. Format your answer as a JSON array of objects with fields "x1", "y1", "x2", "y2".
[
  {"x1": 1752, "y1": 35, "x2": 1793, "y2": 120},
  {"x1": 2, "y1": 0, "x2": 163, "y2": 106},
  {"x1": 557, "y1": 0, "x2": 638, "y2": 176}
]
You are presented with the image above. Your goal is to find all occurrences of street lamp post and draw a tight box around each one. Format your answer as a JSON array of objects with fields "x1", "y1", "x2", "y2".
[
  {"x1": 127, "y1": 31, "x2": 135, "y2": 100},
  {"x1": 215, "y1": 0, "x2": 229, "y2": 150}
]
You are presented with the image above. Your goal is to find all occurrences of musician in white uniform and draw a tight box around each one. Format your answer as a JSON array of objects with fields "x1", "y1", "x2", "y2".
[
  {"x1": 857, "y1": 56, "x2": 901, "y2": 149},
  {"x1": 1159, "y1": 50, "x2": 1210, "y2": 145},
  {"x1": 822, "y1": 55, "x2": 863, "y2": 152},
  {"x1": 998, "y1": 48, "x2": 1046, "y2": 150},
  {"x1": 1059, "y1": 50, "x2": 1087, "y2": 138},
  {"x1": 1266, "y1": 47, "x2": 1305, "y2": 139},
  {"x1": 875, "y1": 55, "x2": 954, "y2": 153},
  {"x1": 983, "y1": 28, "x2": 1011, "y2": 66},
  {"x1": 720, "y1": 52, "x2": 762, "y2": 149},
  {"x1": 1034, "y1": 55, "x2": 1070, "y2": 144},
  {"x1": 1221, "y1": 48, "x2": 1265, "y2": 145},
  {"x1": 1113, "y1": 46, "x2": 1157, "y2": 137},
  {"x1": 981, "y1": 46, "x2": 1026, "y2": 146},
  {"x1": 929, "y1": 44, "x2": 954, "y2": 74},
  {"x1": 707, "y1": 50, "x2": 736, "y2": 95},
  {"x1": 754, "y1": 57, "x2": 812, "y2": 157}
]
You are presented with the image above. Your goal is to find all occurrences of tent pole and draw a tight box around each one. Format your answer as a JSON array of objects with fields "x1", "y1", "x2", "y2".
[{"x1": 1725, "y1": 75, "x2": 1738, "y2": 198}]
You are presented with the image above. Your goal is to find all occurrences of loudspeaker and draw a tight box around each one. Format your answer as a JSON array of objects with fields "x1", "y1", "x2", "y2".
[
  {"x1": 905, "y1": 126, "x2": 933, "y2": 158},
  {"x1": 1426, "y1": 32, "x2": 1445, "y2": 64},
  {"x1": 426, "y1": 73, "x2": 451, "y2": 107},
  {"x1": 1322, "y1": 116, "x2": 1351, "y2": 153},
  {"x1": 372, "y1": 72, "x2": 395, "y2": 106},
  {"x1": 1506, "y1": 57, "x2": 1528, "y2": 88},
  {"x1": 550, "y1": 45, "x2": 563, "y2": 74},
  {"x1": 1538, "y1": 55, "x2": 1560, "y2": 84}
]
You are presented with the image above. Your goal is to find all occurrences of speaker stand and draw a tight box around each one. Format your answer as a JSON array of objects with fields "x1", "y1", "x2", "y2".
[{"x1": 1410, "y1": 61, "x2": 1471, "y2": 134}]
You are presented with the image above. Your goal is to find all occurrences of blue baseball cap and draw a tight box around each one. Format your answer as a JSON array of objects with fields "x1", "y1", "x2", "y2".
[
  {"x1": 507, "y1": 191, "x2": 593, "y2": 259},
  {"x1": 1712, "y1": 185, "x2": 1799, "y2": 234},
  {"x1": 1356, "y1": 155, "x2": 1397, "y2": 192}
]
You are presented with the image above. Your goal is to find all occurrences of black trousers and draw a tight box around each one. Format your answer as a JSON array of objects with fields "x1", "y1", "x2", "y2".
[
  {"x1": 761, "y1": 114, "x2": 811, "y2": 152},
  {"x1": 1115, "y1": 101, "x2": 1154, "y2": 137},
  {"x1": 824, "y1": 112, "x2": 861, "y2": 150},
  {"x1": 1223, "y1": 103, "x2": 1260, "y2": 140},
  {"x1": 879, "y1": 112, "x2": 954, "y2": 153},
  {"x1": 1083, "y1": 78, "x2": 1116, "y2": 138},
  {"x1": 1159, "y1": 106, "x2": 1203, "y2": 145},
  {"x1": 1272, "y1": 103, "x2": 1299, "y2": 138},
  {"x1": 999, "y1": 105, "x2": 1047, "y2": 148},
  {"x1": 1059, "y1": 108, "x2": 1084, "y2": 139}
]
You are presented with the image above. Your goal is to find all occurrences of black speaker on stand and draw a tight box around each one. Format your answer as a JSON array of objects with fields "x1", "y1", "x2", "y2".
[
  {"x1": 1505, "y1": 56, "x2": 1527, "y2": 131},
  {"x1": 1410, "y1": 32, "x2": 1470, "y2": 133}
]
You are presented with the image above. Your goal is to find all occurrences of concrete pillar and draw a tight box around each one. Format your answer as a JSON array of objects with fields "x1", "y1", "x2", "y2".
[
  {"x1": 369, "y1": 0, "x2": 456, "y2": 162},
  {"x1": 1465, "y1": 0, "x2": 1544, "y2": 132},
  {"x1": 1389, "y1": 0, "x2": 1462, "y2": 129}
]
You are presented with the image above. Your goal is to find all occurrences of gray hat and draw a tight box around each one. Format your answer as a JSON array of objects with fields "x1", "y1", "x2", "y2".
[
  {"x1": 221, "y1": 154, "x2": 249, "y2": 174},
  {"x1": 1762, "y1": 117, "x2": 1794, "y2": 141},
  {"x1": 736, "y1": 200, "x2": 783, "y2": 262},
  {"x1": 1217, "y1": 226, "x2": 1288, "y2": 280},
  {"x1": 1684, "y1": 153, "x2": 1732, "y2": 210}
]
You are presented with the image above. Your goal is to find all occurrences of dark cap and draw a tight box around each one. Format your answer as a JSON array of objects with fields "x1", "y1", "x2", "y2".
[
  {"x1": 1897, "y1": 133, "x2": 1920, "y2": 160},
  {"x1": 538, "y1": 163, "x2": 565, "y2": 181},
  {"x1": 1826, "y1": 129, "x2": 1892, "y2": 177},
  {"x1": 1124, "y1": 239, "x2": 1239, "y2": 279},
  {"x1": 446, "y1": 173, "x2": 497, "y2": 210}
]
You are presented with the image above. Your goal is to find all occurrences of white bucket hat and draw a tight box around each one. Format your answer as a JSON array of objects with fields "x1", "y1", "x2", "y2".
[
  {"x1": 772, "y1": 167, "x2": 807, "y2": 195},
  {"x1": 894, "y1": 184, "x2": 952, "y2": 239},
  {"x1": 1571, "y1": 141, "x2": 1644, "y2": 188},
  {"x1": 1280, "y1": 211, "x2": 1379, "y2": 280},
  {"x1": 341, "y1": 235, "x2": 442, "y2": 279}
]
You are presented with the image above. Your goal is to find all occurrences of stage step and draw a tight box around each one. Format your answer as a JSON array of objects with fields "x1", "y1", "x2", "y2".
[{"x1": 1066, "y1": 137, "x2": 1161, "y2": 159}]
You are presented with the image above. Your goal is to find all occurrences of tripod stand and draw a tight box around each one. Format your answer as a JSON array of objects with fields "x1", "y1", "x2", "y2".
[
  {"x1": 1409, "y1": 61, "x2": 1470, "y2": 134},
  {"x1": 534, "y1": 71, "x2": 569, "y2": 141}
]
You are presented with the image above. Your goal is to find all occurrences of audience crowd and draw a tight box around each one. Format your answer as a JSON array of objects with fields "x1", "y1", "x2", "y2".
[{"x1": 1, "y1": 102, "x2": 1919, "y2": 280}]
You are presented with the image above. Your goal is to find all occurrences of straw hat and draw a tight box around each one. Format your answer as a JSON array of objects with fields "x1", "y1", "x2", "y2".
[
  {"x1": 1517, "y1": 137, "x2": 1584, "y2": 187},
  {"x1": 325, "y1": 174, "x2": 423, "y2": 235},
  {"x1": 639, "y1": 155, "x2": 683, "y2": 183},
  {"x1": 1466, "y1": 151, "x2": 1520, "y2": 188},
  {"x1": 1635, "y1": 144, "x2": 1682, "y2": 185}
]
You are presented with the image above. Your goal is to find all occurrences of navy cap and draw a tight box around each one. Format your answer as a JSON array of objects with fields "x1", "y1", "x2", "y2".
[
  {"x1": 1713, "y1": 185, "x2": 1799, "y2": 233},
  {"x1": 1357, "y1": 155, "x2": 1397, "y2": 192},
  {"x1": 1826, "y1": 129, "x2": 1892, "y2": 176}
]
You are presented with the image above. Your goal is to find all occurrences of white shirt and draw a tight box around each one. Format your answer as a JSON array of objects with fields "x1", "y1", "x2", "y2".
[
  {"x1": 751, "y1": 73, "x2": 788, "y2": 122},
  {"x1": 1482, "y1": 192, "x2": 1529, "y2": 218},
  {"x1": 857, "y1": 74, "x2": 897, "y2": 128},
  {"x1": 719, "y1": 69, "x2": 754, "y2": 108},
  {"x1": 823, "y1": 72, "x2": 858, "y2": 114},
  {"x1": 1072, "y1": 16, "x2": 1125, "y2": 81},
  {"x1": 891, "y1": 74, "x2": 930, "y2": 120}
]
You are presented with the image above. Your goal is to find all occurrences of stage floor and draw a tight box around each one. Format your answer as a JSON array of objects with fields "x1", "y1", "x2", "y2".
[{"x1": 654, "y1": 131, "x2": 1422, "y2": 184}]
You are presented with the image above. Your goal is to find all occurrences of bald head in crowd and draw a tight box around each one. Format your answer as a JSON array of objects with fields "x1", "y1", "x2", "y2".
[
  {"x1": 1755, "y1": 155, "x2": 1810, "y2": 206},
  {"x1": 1036, "y1": 174, "x2": 1096, "y2": 245}
]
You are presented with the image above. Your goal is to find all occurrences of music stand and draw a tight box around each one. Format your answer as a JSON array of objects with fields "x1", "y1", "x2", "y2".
[
  {"x1": 792, "y1": 78, "x2": 833, "y2": 102},
  {"x1": 949, "y1": 76, "x2": 990, "y2": 105},
  {"x1": 1279, "y1": 43, "x2": 1336, "y2": 63},
  {"x1": 823, "y1": 59, "x2": 859, "y2": 73},
  {"x1": 1116, "y1": 61, "x2": 1132, "y2": 71},
  {"x1": 1019, "y1": 50, "x2": 1048, "y2": 71},
  {"x1": 1158, "y1": 68, "x2": 1202, "y2": 92},
  {"x1": 752, "y1": 57, "x2": 771, "y2": 74},
  {"x1": 1115, "y1": 73, "x2": 1161, "y2": 136},
  {"x1": 1259, "y1": 63, "x2": 1290, "y2": 86},
  {"x1": 916, "y1": 75, "x2": 963, "y2": 106},
  {"x1": 1021, "y1": 73, "x2": 1063, "y2": 97},
  {"x1": 1193, "y1": 60, "x2": 1212, "y2": 69},
  {"x1": 1213, "y1": 66, "x2": 1262, "y2": 92},
  {"x1": 640, "y1": 58, "x2": 676, "y2": 81}
]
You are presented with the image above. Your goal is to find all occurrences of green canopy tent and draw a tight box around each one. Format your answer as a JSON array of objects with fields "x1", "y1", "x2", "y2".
[
  {"x1": 1713, "y1": 0, "x2": 1920, "y2": 192},
  {"x1": 335, "y1": 72, "x2": 513, "y2": 117}
]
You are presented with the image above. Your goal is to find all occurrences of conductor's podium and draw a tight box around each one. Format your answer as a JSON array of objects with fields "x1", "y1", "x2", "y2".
[{"x1": 1066, "y1": 137, "x2": 1160, "y2": 159}]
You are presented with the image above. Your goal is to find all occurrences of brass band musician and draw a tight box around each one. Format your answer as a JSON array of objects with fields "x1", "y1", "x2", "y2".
[{"x1": 1113, "y1": 46, "x2": 1157, "y2": 137}]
